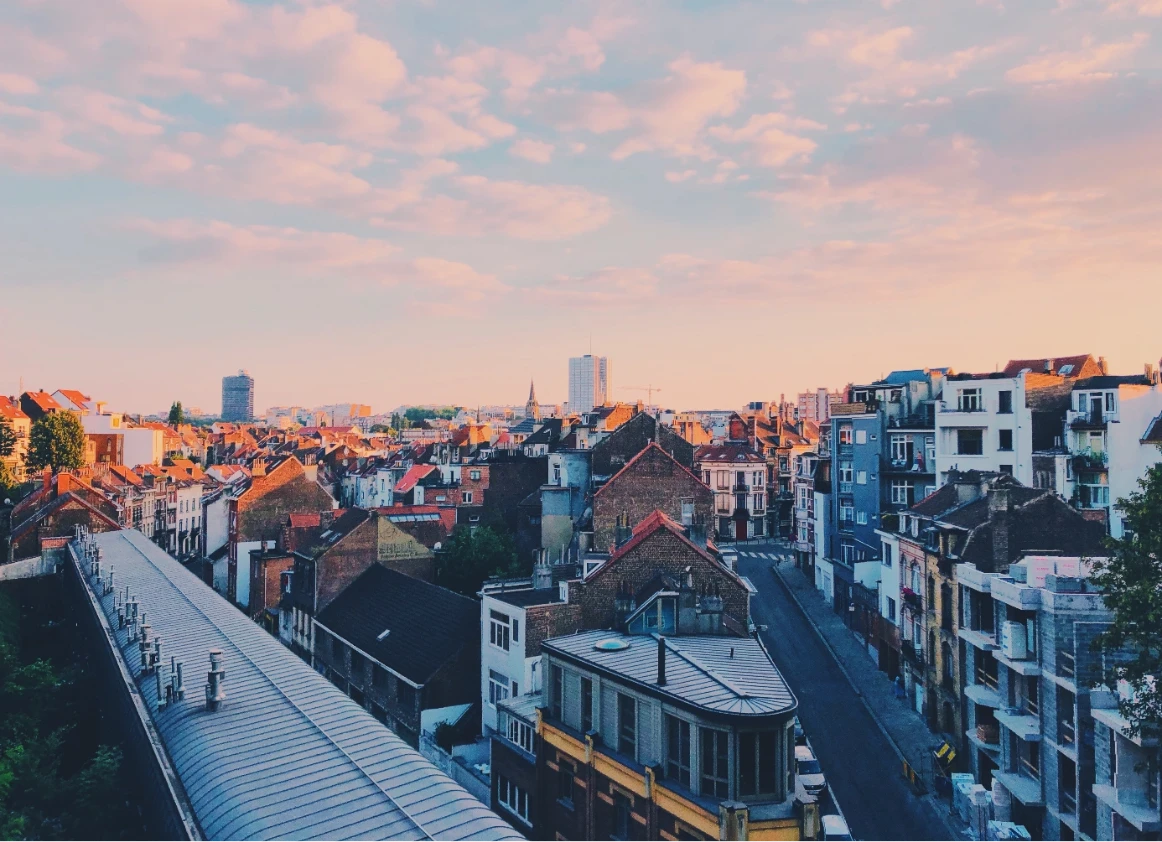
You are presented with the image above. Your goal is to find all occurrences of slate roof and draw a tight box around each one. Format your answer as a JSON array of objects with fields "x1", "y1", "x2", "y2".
[
  {"x1": 694, "y1": 442, "x2": 765, "y2": 463},
  {"x1": 591, "y1": 510, "x2": 735, "y2": 585},
  {"x1": 1002, "y1": 355, "x2": 1095, "y2": 377},
  {"x1": 316, "y1": 564, "x2": 477, "y2": 685},
  {"x1": 544, "y1": 630, "x2": 796, "y2": 717},
  {"x1": 74, "y1": 530, "x2": 520, "y2": 841}
]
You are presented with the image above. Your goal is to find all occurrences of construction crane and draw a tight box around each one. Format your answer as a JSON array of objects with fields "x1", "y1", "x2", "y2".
[{"x1": 621, "y1": 385, "x2": 663, "y2": 407}]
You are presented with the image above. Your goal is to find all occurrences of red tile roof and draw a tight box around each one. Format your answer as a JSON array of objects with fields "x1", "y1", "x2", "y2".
[
  {"x1": 1001, "y1": 355, "x2": 1095, "y2": 377},
  {"x1": 0, "y1": 397, "x2": 29, "y2": 421},
  {"x1": 395, "y1": 464, "x2": 436, "y2": 494},
  {"x1": 55, "y1": 389, "x2": 91, "y2": 406},
  {"x1": 694, "y1": 442, "x2": 765, "y2": 464},
  {"x1": 23, "y1": 391, "x2": 62, "y2": 413}
]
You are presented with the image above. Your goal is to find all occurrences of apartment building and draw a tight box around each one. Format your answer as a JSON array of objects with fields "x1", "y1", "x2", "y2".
[
  {"x1": 538, "y1": 630, "x2": 802, "y2": 840},
  {"x1": 696, "y1": 420, "x2": 768, "y2": 541}
]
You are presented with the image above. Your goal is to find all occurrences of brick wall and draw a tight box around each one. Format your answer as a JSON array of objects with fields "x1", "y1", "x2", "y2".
[
  {"x1": 248, "y1": 550, "x2": 293, "y2": 620},
  {"x1": 460, "y1": 465, "x2": 489, "y2": 508},
  {"x1": 592, "y1": 445, "x2": 712, "y2": 550},
  {"x1": 525, "y1": 601, "x2": 584, "y2": 659},
  {"x1": 237, "y1": 461, "x2": 334, "y2": 543},
  {"x1": 591, "y1": 413, "x2": 694, "y2": 476},
  {"x1": 316, "y1": 518, "x2": 377, "y2": 610},
  {"x1": 577, "y1": 528, "x2": 749, "y2": 630}
]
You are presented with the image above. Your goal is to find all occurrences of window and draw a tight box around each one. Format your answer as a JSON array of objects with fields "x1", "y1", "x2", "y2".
[
  {"x1": 618, "y1": 694, "x2": 637, "y2": 758},
  {"x1": 753, "y1": 471, "x2": 763, "y2": 486},
  {"x1": 507, "y1": 716, "x2": 534, "y2": 754},
  {"x1": 891, "y1": 479, "x2": 912, "y2": 506},
  {"x1": 470, "y1": 469, "x2": 481, "y2": 480},
  {"x1": 665, "y1": 715, "x2": 692, "y2": 787},
  {"x1": 882, "y1": 541, "x2": 894, "y2": 567},
  {"x1": 489, "y1": 669, "x2": 510, "y2": 707},
  {"x1": 856, "y1": 511, "x2": 868, "y2": 525},
  {"x1": 550, "y1": 664, "x2": 563, "y2": 720},
  {"x1": 839, "y1": 502, "x2": 854, "y2": 524},
  {"x1": 890, "y1": 434, "x2": 913, "y2": 464},
  {"x1": 753, "y1": 493, "x2": 764, "y2": 512},
  {"x1": 701, "y1": 727, "x2": 730, "y2": 798},
  {"x1": 838, "y1": 425, "x2": 853, "y2": 446},
  {"x1": 558, "y1": 759, "x2": 575, "y2": 805},
  {"x1": 1000, "y1": 465, "x2": 1014, "y2": 476},
  {"x1": 998, "y1": 429, "x2": 1014, "y2": 452},
  {"x1": 887, "y1": 597, "x2": 897, "y2": 623},
  {"x1": 1078, "y1": 472, "x2": 1110, "y2": 507},
  {"x1": 613, "y1": 791, "x2": 633, "y2": 840},
  {"x1": 497, "y1": 774, "x2": 530, "y2": 823},
  {"x1": 957, "y1": 429, "x2": 984, "y2": 455},
  {"x1": 738, "y1": 731, "x2": 778, "y2": 797},
  {"x1": 838, "y1": 461, "x2": 853, "y2": 486},
  {"x1": 463, "y1": 491, "x2": 473, "y2": 504},
  {"x1": 856, "y1": 429, "x2": 867, "y2": 445},
  {"x1": 703, "y1": 470, "x2": 711, "y2": 485},
  {"x1": 856, "y1": 470, "x2": 867, "y2": 485},
  {"x1": 716, "y1": 470, "x2": 729, "y2": 489},
  {"x1": 397, "y1": 680, "x2": 416, "y2": 710},
  {"x1": 581, "y1": 677, "x2": 594, "y2": 733},
  {"x1": 489, "y1": 610, "x2": 511, "y2": 651},
  {"x1": 958, "y1": 388, "x2": 982, "y2": 411},
  {"x1": 997, "y1": 390, "x2": 1013, "y2": 414}
]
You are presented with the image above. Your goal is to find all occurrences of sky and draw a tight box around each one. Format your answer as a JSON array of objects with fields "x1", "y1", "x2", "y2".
[{"x1": 1, "y1": 0, "x2": 1160, "y2": 415}]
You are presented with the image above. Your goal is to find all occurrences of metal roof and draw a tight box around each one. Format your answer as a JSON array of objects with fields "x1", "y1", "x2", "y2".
[
  {"x1": 543, "y1": 630, "x2": 796, "y2": 717},
  {"x1": 76, "y1": 529, "x2": 522, "y2": 841}
]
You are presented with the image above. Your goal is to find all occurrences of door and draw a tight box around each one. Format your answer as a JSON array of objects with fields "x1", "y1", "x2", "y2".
[{"x1": 735, "y1": 517, "x2": 747, "y2": 540}]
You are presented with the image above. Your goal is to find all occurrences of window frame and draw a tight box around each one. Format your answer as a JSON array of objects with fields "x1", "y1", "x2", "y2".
[
  {"x1": 665, "y1": 714, "x2": 692, "y2": 788},
  {"x1": 617, "y1": 693, "x2": 637, "y2": 759},
  {"x1": 700, "y1": 727, "x2": 730, "y2": 799}
]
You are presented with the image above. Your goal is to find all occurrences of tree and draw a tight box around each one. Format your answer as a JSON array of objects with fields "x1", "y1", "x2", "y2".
[
  {"x1": 168, "y1": 401, "x2": 184, "y2": 425},
  {"x1": 0, "y1": 416, "x2": 16, "y2": 497},
  {"x1": 437, "y1": 524, "x2": 525, "y2": 596},
  {"x1": 26, "y1": 413, "x2": 86, "y2": 474},
  {"x1": 1092, "y1": 452, "x2": 1162, "y2": 740},
  {"x1": 369, "y1": 424, "x2": 391, "y2": 434}
]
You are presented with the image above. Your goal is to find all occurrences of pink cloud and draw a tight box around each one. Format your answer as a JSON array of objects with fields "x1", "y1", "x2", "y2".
[
  {"x1": 0, "y1": 74, "x2": 39, "y2": 95},
  {"x1": 0, "y1": 102, "x2": 101, "y2": 174},
  {"x1": 510, "y1": 138, "x2": 555, "y2": 163},
  {"x1": 1103, "y1": 0, "x2": 1162, "y2": 16},
  {"x1": 1006, "y1": 33, "x2": 1149, "y2": 83},
  {"x1": 709, "y1": 112, "x2": 821, "y2": 167}
]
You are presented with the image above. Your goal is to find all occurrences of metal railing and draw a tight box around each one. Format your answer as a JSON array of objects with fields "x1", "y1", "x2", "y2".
[
  {"x1": 1059, "y1": 719, "x2": 1076, "y2": 746},
  {"x1": 1019, "y1": 756, "x2": 1040, "y2": 781},
  {"x1": 1058, "y1": 650, "x2": 1076, "y2": 679},
  {"x1": 1060, "y1": 789, "x2": 1077, "y2": 815},
  {"x1": 976, "y1": 667, "x2": 999, "y2": 690}
]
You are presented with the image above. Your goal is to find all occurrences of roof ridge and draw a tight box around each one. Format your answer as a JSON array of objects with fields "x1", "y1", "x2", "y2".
[{"x1": 664, "y1": 637, "x2": 750, "y2": 699}]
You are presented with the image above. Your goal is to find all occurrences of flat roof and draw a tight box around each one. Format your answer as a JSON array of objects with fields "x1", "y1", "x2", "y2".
[
  {"x1": 76, "y1": 529, "x2": 522, "y2": 841},
  {"x1": 543, "y1": 630, "x2": 796, "y2": 717}
]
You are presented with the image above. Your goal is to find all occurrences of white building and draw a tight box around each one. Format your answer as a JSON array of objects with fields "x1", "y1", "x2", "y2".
[
  {"x1": 876, "y1": 529, "x2": 901, "y2": 633},
  {"x1": 81, "y1": 414, "x2": 166, "y2": 467},
  {"x1": 479, "y1": 581, "x2": 564, "y2": 734},
  {"x1": 567, "y1": 354, "x2": 611, "y2": 415},
  {"x1": 814, "y1": 488, "x2": 833, "y2": 604},
  {"x1": 1063, "y1": 372, "x2": 1162, "y2": 538}
]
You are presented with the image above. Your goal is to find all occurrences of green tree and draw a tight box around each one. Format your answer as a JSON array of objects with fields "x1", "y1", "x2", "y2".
[
  {"x1": 0, "y1": 418, "x2": 15, "y2": 496},
  {"x1": 437, "y1": 524, "x2": 524, "y2": 596},
  {"x1": 369, "y1": 424, "x2": 391, "y2": 434},
  {"x1": 390, "y1": 413, "x2": 409, "y2": 432},
  {"x1": 26, "y1": 412, "x2": 86, "y2": 474},
  {"x1": 167, "y1": 401, "x2": 184, "y2": 425},
  {"x1": 1092, "y1": 452, "x2": 1162, "y2": 740}
]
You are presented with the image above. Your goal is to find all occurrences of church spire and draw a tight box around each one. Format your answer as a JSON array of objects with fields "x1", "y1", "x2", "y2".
[{"x1": 526, "y1": 379, "x2": 540, "y2": 420}]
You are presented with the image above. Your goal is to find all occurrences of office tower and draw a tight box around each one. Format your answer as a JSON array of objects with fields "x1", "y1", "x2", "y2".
[
  {"x1": 568, "y1": 355, "x2": 610, "y2": 415},
  {"x1": 221, "y1": 370, "x2": 255, "y2": 421}
]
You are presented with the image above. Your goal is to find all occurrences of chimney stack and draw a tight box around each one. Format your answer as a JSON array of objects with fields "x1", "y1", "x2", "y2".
[{"x1": 656, "y1": 636, "x2": 667, "y2": 686}]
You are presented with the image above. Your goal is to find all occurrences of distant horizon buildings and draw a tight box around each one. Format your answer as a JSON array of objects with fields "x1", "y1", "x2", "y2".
[
  {"x1": 221, "y1": 370, "x2": 254, "y2": 422},
  {"x1": 567, "y1": 354, "x2": 610, "y2": 415}
]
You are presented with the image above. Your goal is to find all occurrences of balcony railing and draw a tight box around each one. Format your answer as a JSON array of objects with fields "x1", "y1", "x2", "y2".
[
  {"x1": 902, "y1": 589, "x2": 923, "y2": 611},
  {"x1": 838, "y1": 481, "x2": 853, "y2": 493},
  {"x1": 976, "y1": 667, "x2": 999, "y2": 690},
  {"x1": 1019, "y1": 757, "x2": 1040, "y2": 781},
  {"x1": 838, "y1": 519, "x2": 855, "y2": 532},
  {"x1": 1060, "y1": 789, "x2": 1077, "y2": 816},
  {"x1": 1059, "y1": 719, "x2": 1076, "y2": 746},
  {"x1": 1058, "y1": 650, "x2": 1076, "y2": 679}
]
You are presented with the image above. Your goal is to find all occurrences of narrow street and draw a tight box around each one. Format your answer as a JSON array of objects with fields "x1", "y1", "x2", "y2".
[{"x1": 734, "y1": 542, "x2": 954, "y2": 842}]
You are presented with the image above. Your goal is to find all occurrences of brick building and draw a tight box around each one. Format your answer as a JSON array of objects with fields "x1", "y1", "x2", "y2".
[
  {"x1": 4, "y1": 472, "x2": 121, "y2": 561},
  {"x1": 577, "y1": 510, "x2": 751, "y2": 633},
  {"x1": 226, "y1": 455, "x2": 335, "y2": 607},
  {"x1": 314, "y1": 564, "x2": 480, "y2": 748},
  {"x1": 590, "y1": 411, "x2": 695, "y2": 479},
  {"x1": 592, "y1": 442, "x2": 712, "y2": 551}
]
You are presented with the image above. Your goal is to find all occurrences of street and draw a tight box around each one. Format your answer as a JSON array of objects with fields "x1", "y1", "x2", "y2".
[{"x1": 733, "y1": 540, "x2": 953, "y2": 842}]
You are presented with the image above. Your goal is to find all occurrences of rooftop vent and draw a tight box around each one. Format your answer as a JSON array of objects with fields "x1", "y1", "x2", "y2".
[{"x1": 205, "y1": 649, "x2": 226, "y2": 712}]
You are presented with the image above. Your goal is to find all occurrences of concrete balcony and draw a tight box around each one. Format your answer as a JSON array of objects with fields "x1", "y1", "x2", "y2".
[
  {"x1": 958, "y1": 627, "x2": 999, "y2": 651},
  {"x1": 990, "y1": 576, "x2": 1041, "y2": 610},
  {"x1": 957, "y1": 563, "x2": 995, "y2": 594},
  {"x1": 966, "y1": 724, "x2": 1001, "y2": 757},
  {"x1": 996, "y1": 708, "x2": 1042, "y2": 742},
  {"x1": 996, "y1": 650, "x2": 1042, "y2": 676},
  {"x1": 1092, "y1": 785, "x2": 1162, "y2": 833},
  {"x1": 993, "y1": 770, "x2": 1045, "y2": 807},
  {"x1": 965, "y1": 683, "x2": 1003, "y2": 709}
]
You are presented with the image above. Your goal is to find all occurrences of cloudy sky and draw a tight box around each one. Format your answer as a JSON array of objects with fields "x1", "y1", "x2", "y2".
[{"x1": 1, "y1": 0, "x2": 1160, "y2": 414}]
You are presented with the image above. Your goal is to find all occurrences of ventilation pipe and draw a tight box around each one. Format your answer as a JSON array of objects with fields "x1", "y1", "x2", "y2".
[
  {"x1": 139, "y1": 622, "x2": 152, "y2": 670},
  {"x1": 205, "y1": 649, "x2": 226, "y2": 712},
  {"x1": 657, "y1": 636, "x2": 667, "y2": 686}
]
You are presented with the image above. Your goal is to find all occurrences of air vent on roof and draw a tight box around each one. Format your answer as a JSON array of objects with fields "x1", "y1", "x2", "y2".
[
  {"x1": 594, "y1": 639, "x2": 630, "y2": 652},
  {"x1": 377, "y1": 628, "x2": 391, "y2": 642}
]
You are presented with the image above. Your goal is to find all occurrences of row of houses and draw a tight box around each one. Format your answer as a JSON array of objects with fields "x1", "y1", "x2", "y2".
[{"x1": 790, "y1": 354, "x2": 1162, "y2": 840}]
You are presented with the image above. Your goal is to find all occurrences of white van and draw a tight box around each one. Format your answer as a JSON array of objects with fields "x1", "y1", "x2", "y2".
[
  {"x1": 795, "y1": 745, "x2": 826, "y2": 796},
  {"x1": 822, "y1": 814, "x2": 852, "y2": 840}
]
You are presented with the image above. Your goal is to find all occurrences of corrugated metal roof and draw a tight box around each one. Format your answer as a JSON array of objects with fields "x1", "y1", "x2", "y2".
[
  {"x1": 77, "y1": 530, "x2": 522, "y2": 841},
  {"x1": 544, "y1": 630, "x2": 796, "y2": 717}
]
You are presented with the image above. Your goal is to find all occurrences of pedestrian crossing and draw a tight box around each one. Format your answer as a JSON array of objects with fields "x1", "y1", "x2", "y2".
[{"x1": 733, "y1": 549, "x2": 791, "y2": 562}]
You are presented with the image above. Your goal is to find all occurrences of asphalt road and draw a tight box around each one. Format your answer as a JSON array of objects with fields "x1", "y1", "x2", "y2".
[{"x1": 735, "y1": 542, "x2": 952, "y2": 842}]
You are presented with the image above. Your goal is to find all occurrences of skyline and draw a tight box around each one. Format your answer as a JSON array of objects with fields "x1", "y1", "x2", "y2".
[{"x1": 2, "y1": 0, "x2": 1161, "y2": 412}]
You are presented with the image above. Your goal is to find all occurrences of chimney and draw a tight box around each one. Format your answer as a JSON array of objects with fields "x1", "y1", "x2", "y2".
[
  {"x1": 42, "y1": 468, "x2": 52, "y2": 491},
  {"x1": 533, "y1": 554, "x2": 552, "y2": 589},
  {"x1": 656, "y1": 636, "x2": 667, "y2": 686},
  {"x1": 988, "y1": 486, "x2": 1012, "y2": 572},
  {"x1": 252, "y1": 457, "x2": 267, "y2": 477},
  {"x1": 1099, "y1": 356, "x2": 1108, "y2": 375},
  {"x1": 319, "y1": 510, "x2": 337, "y2": 530}
]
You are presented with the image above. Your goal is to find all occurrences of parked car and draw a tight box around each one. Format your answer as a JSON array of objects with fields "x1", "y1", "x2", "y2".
[
  {"x1": 822, "y1": 814, "x2": 852, "y2": 840},
  {"x1": 794, "y1": 716, "x2": 806, "y2": 746},
  {"x1": 795, "y1": 745, "x2": 826, "y2": 796}
]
